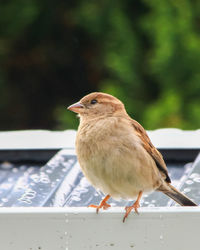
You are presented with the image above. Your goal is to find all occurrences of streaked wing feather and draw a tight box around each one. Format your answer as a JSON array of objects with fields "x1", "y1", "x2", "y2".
[{"x1": 130, "y1": 119, "x2": 171, "y2": 183}]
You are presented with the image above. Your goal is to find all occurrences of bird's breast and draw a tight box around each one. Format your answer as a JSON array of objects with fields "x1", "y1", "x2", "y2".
[{"x1": 75, "y1": 117, "x2": 161, "y2": 199}]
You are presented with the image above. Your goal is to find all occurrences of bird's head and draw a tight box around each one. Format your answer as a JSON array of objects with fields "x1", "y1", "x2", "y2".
[{"x1": 67, "y1": 92, "x2": 126, "y2": 118}]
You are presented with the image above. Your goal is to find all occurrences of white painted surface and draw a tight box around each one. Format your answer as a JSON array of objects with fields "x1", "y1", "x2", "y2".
[
  {"x1": 0, "y1": 207, "x2": 200, "y2": 250},
  {"x1": 0, "y1": 128, "x2": 200, "y2": 150},
  {"x1": 0, "y1": 130, "x2": 76, "y2": 149},
  {"x1": 148, "y1": 128, "x2": 200, "y2": 149}
]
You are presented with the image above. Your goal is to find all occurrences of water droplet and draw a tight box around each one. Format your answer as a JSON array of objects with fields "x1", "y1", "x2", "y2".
[
  {"x1": 30, "y1": 174, "x2": 40, "y2": 183},
  {"x1": 18, "y1": 188, "x2": 36, "y2": 204},
  {"x1": 12, "y1": 168, "x2": 18, "y2": 173},
  {"x1": 194, "y1": 177, "x2": 200, "y2": 183},
  {"x1": 1, "y1": 198, "x2": 8, "y2": 203},
  {"x1": 185, "y1": 180, "x2": 193, "y2": 185},
  {"x1": 46, "y1": 169, "x2": 53, "y2": 174},
  {"x1": 190, "y1": 173, "x2": 200, "y2": 179},
  {"x1": 183, "y1": 187, "x2": 191, "y2": 193},
  {"x1": 72, "y1": 196, "x2": 81, "y2": 201},
  {"x1": 41, "y1": 178, "x2": 50, "y2": 184},
  {"x1": 148, "y1": 204, "x2": 155, "y2": 207}
]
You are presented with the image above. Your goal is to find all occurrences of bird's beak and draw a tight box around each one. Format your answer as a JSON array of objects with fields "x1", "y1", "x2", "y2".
[{"x1": 67, "y1": 102, "x2": 84, "y2": 113}]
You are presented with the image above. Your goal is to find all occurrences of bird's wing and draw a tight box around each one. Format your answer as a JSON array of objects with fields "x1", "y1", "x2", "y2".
[{"x1": 130, "y1": 119, "x2": 171, "y2": 183}]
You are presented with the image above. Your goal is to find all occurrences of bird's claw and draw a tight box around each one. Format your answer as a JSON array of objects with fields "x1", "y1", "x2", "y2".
[
  {"x1": 123, "y1": 202, "x2": 140, "y2": 223},
  {"x1": 88, "y1": 202, "x2": 111, "y2": 213},
  {"x1": 88, "y1": 195, "x2": 111, "y2": 213}
]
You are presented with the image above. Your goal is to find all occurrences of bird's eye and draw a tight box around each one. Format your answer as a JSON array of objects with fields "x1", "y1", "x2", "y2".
[{"x1": 90, "y1": 99, "x2": 97, "y2": 105}]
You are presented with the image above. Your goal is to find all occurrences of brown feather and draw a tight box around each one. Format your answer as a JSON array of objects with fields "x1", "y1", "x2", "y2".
[
  {"x1": 160, "y1": 183, "x2": 197, "y2": 206},
  {"x1": 130, "y1": 119, "x2": 171, "y2": 183}
]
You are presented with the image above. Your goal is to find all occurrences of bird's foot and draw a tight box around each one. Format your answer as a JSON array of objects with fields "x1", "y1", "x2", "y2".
[
  {"x1": 88, "y1": 195, "x2": 111, "y2": 213},
  {"x1": 123, "y1": 191, "x2": 143, "y2": 222},
  {"x1": 123, "y1": 202, "x2": 140, "y2": 223}
]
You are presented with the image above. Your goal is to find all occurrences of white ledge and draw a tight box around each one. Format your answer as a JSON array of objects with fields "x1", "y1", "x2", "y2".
[
  {"x1": 0, "y1": 128, "x2": 199, "y2": 150},
  {"x1": 0, "y1": 129, "x2": 76, "y2": 150},
  {"x1": 0, "y1": 207, "x2": 200, "y2": 250},
  {"x1": 148, "y1": 128, "x2": 200, "y2": 149},
  {"x1": 0, "y1": 206, "x2": 199, "y2": 214}
]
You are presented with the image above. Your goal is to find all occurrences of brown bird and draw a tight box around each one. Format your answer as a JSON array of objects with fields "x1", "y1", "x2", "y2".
[{"x1": 68, "y1": 92, "x2": 197, "y2": 222}]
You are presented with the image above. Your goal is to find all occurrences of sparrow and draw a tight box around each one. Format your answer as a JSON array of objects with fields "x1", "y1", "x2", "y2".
[{"x1": 68, "y1": 92, "x2": 197, "y2": 222}]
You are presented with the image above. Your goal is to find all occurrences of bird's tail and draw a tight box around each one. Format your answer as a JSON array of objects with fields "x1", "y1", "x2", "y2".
[{"x1": 162, "y1": 183, "x2": 197, "y2": 206}]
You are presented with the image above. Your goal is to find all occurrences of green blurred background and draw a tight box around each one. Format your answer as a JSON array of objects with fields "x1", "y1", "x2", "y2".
[{"x1": 0, "y1": 0, "x2": 200, "y2": 131}]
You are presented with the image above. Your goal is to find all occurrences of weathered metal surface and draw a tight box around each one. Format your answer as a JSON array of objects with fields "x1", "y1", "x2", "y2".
[{"x1": 0, "y1": 149, "x2": 199, "y2": 207}]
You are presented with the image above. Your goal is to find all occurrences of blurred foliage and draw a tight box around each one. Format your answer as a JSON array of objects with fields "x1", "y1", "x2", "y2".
[{"x1": 0, "y1": 0, "x2": 200, "y2": 130}]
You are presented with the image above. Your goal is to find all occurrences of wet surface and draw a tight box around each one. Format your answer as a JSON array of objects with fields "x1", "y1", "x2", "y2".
[{"x1": 0, "y1": 149, "x2": 199, "y2": 207}]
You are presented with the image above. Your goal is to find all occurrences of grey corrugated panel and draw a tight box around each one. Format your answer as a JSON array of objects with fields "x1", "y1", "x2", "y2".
[
  {"x1": 0, "y1": 163, "x2": 40, "y2": 206},
  {"x1": 171, "y1": 153, "x2": 200, "y2": 206},
  {"x1": 1, "y1": 149, "x2": 199, "y2": 207},
  {"x1": 0, "y1": 150, "x2": 77, "y2": 207}
]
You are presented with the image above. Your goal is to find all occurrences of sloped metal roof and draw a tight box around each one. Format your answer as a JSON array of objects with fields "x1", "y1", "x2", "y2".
[{"x1": 0, "y1": 129, "x2": 200, "y2": 207}]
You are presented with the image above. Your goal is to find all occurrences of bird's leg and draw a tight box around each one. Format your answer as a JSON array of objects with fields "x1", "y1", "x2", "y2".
[
  {"x1": 88, "y1": 194, "x2": 111, "y2": 213},
  {"x1": 123, "y1": 191, "x2": 143, "y2": 223}
]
